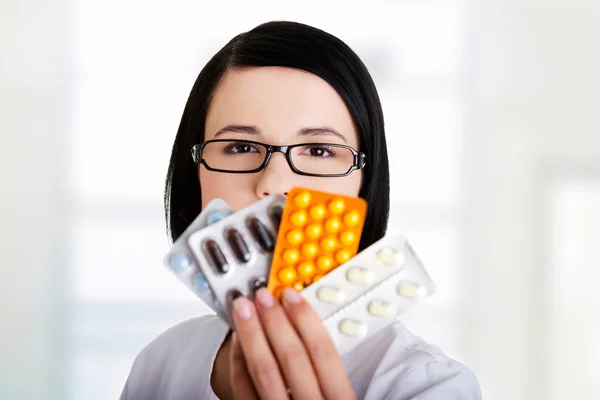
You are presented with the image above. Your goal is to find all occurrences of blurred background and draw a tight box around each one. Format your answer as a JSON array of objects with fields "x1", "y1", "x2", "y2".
[{"x1": 1, "y1": 0, "x2": 599, "y2": 399}]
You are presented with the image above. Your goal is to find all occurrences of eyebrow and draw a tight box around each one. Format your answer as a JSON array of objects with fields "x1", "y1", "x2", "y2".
[{"x1": 213, "y1": 124, "x2": 347, "y2": 142}]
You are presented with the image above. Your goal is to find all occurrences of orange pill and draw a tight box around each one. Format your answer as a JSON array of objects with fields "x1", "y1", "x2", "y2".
[
  {"x1": 282, "y1": 249, "x2": 300, "y2": 264},
  {"x1": 339, "y1": 230, "x2": 357, "y2": 246},
  {"x1": 317, "y1": 255, "x2": 334, "y2": 271},
  {"x1": 309, "y1": 204, "x2": 327, "y2": 221},
  {"x1": 278, "y1": 267, "x2": 297, "y2": 284},
  {"x1": 328, "y1": 198, "x2": 345, "y2": 215},
  {"x1": 325, "y1": 217, "x2": 342, "y2": 233},
  {"x1": 335, "y1": 249, "x2": 352, "y2": 264},
  {"x1": 294, "y1": 190, "x2": 312, "y2": 208},
  {"x1": 344, "y1": 210, "x2": 361, "y2": 227},
  {"x1": 286, "y1": 229, "x2": 304, "y2": 246},
  {"x1": 293, "y1": 281, "x2": 304, "y2": 292},
  {"x1": 274, "y1": 286, "x2": 284, "y2": 299},
  {"x1": 290, "y1": 210, "x2": 308, "y2": 227},
  {"x1": 320, "y1": 236, "x2": 337, "y2": 252},
  {"x1": 301, "y1": 242, "x2": 319, "y2": 258},
  {"x1": 305, "y1": 223, "x2": 322, "y2": 240},
  {"x1": 297, "y1": 261, "x2": 315, "y2": 278}
]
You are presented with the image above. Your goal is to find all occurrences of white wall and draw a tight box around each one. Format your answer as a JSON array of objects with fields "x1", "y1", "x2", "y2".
[{"x1": 465, "y1": 1, "x2": 600, "y2": 398}]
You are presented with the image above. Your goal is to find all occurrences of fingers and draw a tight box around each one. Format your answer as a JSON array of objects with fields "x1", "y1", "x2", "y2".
[
  {"x1": 229, "y1": 332, "x2": 259, "y2": 400},
  {"x1": 281, "y1": 288, "x2": 356, "y2": 400},
  {"x1": 254, "y1": 288, "x2": 324, "y2": 400},
  {"x1": 231, "y1": 296, "x2": 288, "y2": 400}
]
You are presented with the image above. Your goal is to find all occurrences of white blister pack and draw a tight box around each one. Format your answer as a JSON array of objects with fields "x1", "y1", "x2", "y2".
[
  {"x1": 164, "y1": 199, "x2": 234, "y2": 315},
  {"x1": 187, "y1": 194, "x2": 286, "y2": 326},
  {"x1": 301, "y1": 234, "x2": 436, "y2": 354}
]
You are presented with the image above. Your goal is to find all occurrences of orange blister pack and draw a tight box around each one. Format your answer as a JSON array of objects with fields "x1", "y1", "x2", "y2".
[{"x1": 267, "y1": 187, "x2": 367, "y2": 298}]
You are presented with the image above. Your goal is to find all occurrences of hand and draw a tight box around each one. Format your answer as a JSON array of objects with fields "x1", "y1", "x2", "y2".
[{"x1": 229, "y1": 287, "x2": 356, "y2": 400}]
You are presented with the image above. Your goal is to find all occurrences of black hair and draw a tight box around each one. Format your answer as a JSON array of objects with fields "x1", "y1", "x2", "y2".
[{"x1": 165, "y1": 21, "x2": 390, "y2": 251}]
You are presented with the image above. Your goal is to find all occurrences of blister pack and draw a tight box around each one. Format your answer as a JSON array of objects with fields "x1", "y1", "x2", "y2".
[
  {"x1": 187, "y1": 194, "x2": 286, "y2": 325},
  {"x1": 163, "y1": 199, "x2": 233, "y2": 315},
  {"x1": 268, "y1": 188, "x2": 367, "y2": 298},
  {"x1": 300, "y1": 234, "x2": 436, "y2": 355}
]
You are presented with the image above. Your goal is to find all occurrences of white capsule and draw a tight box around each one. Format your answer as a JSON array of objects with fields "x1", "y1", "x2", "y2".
[
  {"x1": 338, "y1": 319, "x2": 367, "y2": 337},
  {"x1": 396, "y1": 282, "x2": 425, "y2": 298},
  {"x1": 317, "y1": 286, "x2": 346, "y2": 304},
  {"x1": 345, "y1": 267, "x2": 375, "y2": 285},
  {"x1": 376, "y1": 248, "x2": 405, "y2": 265},
  {"x1": 368, "y1": 299, "x2": 394, "y2": 317}
]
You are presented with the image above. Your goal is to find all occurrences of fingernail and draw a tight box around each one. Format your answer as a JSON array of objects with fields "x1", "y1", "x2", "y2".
[
  {"x1": 283, "y1": 287, "x2": 302, "y2": 305},
  {"x1": 233, "y1": 297, "x2": 253, "y2": 320},
  {"x1": 255, "y1": 287, "x2": 275, "y2": 308}
]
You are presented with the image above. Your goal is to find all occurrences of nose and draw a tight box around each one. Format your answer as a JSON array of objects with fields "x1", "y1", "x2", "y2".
[{"x1": 255, "y1": 153, "x2": 295, "y2": 199}]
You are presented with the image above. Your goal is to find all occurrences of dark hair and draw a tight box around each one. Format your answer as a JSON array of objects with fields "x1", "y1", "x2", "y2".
[{"x1": 165, "y1": 21, "x2": 390, "y2": 251}]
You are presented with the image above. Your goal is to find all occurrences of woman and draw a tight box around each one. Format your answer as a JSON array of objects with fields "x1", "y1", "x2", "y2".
[{"x1": 121, "y1": 21, "x2": 481, "y2": 400}]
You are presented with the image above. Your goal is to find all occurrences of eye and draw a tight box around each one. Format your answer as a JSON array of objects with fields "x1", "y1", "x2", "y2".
[
  {"x1": 223, "y1": 143, "x2": 259, "y2": 154},
  {"x1": 299, "y1": 145, "x2": 336, "y2": 157}
]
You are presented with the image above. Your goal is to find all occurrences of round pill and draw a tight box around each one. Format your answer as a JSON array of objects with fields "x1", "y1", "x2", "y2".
[
  {"x1": 294, "y1": 190, "x2": 310, "y2": 208},
  {"x1": 294, "y1": 190, "x2": 312, "y2": 207},
  {"x1": 286, "y1": 229, "x2": 304, "y2": 246},
  {"x1": 335, "y1": 249, "x2": 352, "y2": 264},
  {"x1": 329, "y1": 198, "x2": 346, "y2": 215},
  {"x1": 301, "y1": 242, "x2": 319, "y2": 258},
  {"x1": 207, "y1": 211, "x2": 226, "y2": 225},
  {"x1": 397, "y1": 282, "x2": 424, "y2": 298},
  {"x1": 293, "y1": 281, "x2": 304, "y2": 292},
  {"x1": 278, "y1": 267, "x2": 297, "y2": 284},
  {"x1": 325, "y1": 217, "x2": 342, "y2": 233},
  {"x1": 368, "y1": 299, "x2": 394, "y2": 317},
  {"x1": 305, "y1": 223, "x2": 322, "y2": 240},
  {"x1": 297, "y1": 261, "x2": 315, "y2": 278},
  {"x1": 339, "y1": 319, "x2": 367, "y2": 337},
  {"x1": 339, "y1": 230, "x2": 357, "y2": 246},
  {"x1": 346, "y1": 267, "x2": 375, "y2": 285},
  {"x1": 290, "y1": 210, "x2": 308, "y2": 227},
  {"x1": 317, "y1": 255, "x2": 334, "y2": 271},
  {"x1": 343, "y1": 210, "x2": 361, "y2": 227},
  {"x1": 274, "y1": 286, "x2": 284, "y2": 299},
  {"x1": 169, "y1": 253, "x2": 191, "y2": 272},
  {"x1": 309, "y1": 204, "x2": 327, "y2": 221},
  {"x1": 192, "y1": 272, "x2": 209, "y2": 291},
  {"x1": 377, "y1": 248, "x2": 404, "y2": 265},
  {"x1": 317, "y1": 286, "x2": 346, "y2": 304},
  {"x1": 312, "y1": 274, "x2": 323, "y2": 283},
  {"x1": 282, "y1": 248, "x2": 300, "y2": 264},
  {"x1": 320, "y1": 236, "x2": 337, "y2": 252}
]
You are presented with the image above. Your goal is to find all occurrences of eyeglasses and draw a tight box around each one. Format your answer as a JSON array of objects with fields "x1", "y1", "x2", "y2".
[{"x1": 191, "y1": 139, "x2": 366, "y2": 177}]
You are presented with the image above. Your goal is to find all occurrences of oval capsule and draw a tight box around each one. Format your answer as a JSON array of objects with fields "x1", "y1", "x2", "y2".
[
  {"x1": 338, "y1": 319, "x2": 367, "y2": 337},
  {"x1": 204, "y1": 240, "x2": 229, "y2": 274},
  {"x1": 252, "y1": 277, "x2": 267, "y2": 292},
  {"x1": 317, "y1": 286, "x2": 346, "y2": 304},
  {"x1": 270, "y1": 205, "x2": 283, "y2": 227},
  {"x1": 248, "y1": 217, "x2": 275, "y2": 251},
  {"x1": 226, "y1": 229, "x2": 251, "y2": 263}
]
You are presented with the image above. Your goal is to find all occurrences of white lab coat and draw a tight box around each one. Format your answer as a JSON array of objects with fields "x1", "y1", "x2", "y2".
[{"x1": 120, "y1": 315, "x2": 481, "y2": 399}]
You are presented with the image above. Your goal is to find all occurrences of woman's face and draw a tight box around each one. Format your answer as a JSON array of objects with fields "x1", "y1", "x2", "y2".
[{"x1": 200, "y1": 66, "x2": 362, "y2": 210}]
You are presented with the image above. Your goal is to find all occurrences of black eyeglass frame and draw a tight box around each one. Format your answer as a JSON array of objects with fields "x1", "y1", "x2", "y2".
[{"x1": 191, "y1": 139, "x2": 367, "y2": 177}]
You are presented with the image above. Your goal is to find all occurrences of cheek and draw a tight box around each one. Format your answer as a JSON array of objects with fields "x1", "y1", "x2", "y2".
[
  {"x1": 199, "y1": 168, "x2": 259, "y2": 211},
  {"x1": 297, "y1": 172, "x2": 362, "y2": 198}
]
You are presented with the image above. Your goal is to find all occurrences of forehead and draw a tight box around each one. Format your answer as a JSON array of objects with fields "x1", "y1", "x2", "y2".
[{"x1": 205, "y1": 66, "x2": 358, "y2": 145}]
